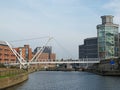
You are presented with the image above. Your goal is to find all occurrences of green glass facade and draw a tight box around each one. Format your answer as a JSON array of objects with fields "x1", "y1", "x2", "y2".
[{"x1": 97, "y1": 15, "x2": 119, "y2": 59}]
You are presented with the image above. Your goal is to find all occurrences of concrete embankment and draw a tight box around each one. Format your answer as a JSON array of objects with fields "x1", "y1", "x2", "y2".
[
  {"x1": 86, "y1": 69, "x2": 120, "y2": 76},
  {"x1": 87, "y1": 58, "x2": 120, "y2": 76},
  {"x1": 0, "y1": 70, "x2": 28, "y2": 90}
]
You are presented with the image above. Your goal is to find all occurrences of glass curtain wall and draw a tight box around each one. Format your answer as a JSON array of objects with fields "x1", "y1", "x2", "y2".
[{"x1": 98, "y1": 26, "x2": 119, "y2": 59}]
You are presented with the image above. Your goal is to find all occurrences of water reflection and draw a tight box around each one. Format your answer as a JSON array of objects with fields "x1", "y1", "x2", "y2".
[{"x1": 7, "y1": 71, "x2": 120, "y2": 90}]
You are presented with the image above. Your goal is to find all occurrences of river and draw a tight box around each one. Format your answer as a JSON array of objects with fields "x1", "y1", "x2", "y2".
[{"x1": 6, "y1": 71, "x2": 120, "y2": 90}]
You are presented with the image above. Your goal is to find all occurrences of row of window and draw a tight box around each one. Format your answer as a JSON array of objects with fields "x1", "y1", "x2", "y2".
[
  {"x1": 0, "y1": 48, "x2": 10, "y2": 51},
  {"x1": 0, "y1": 58, "x2": 16, "y2": 61},
  {"x1": 0, "y1": 53, "x2": 15, "y2": 57}
]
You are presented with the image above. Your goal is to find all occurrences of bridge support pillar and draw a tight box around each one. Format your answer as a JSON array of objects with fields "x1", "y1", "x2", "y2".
[{"x1": 20, "y1": 64, "x2": 22, "y2": 69}]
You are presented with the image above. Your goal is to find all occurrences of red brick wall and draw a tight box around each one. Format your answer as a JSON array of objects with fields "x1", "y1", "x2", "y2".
[
  {"x1": 15, "y1": 45, "x2": 33, "y2": 62},
  {"x1": 50, "y1": 53, "x2": 56, "y2": 61},
  {"x1": 0, "y1": 45, "x2": 16, "y2": 63},
  {"x1": 38, "y1": 53, "x2": 49, "y2": 61}
]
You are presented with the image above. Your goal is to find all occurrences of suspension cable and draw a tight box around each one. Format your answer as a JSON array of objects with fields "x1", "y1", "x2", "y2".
[
  {"x1": 29, "y1": 37, "x2": 53, "y2": 62},
  {"x1": 9, "y1": 36, "x2": 50, "y2": 42},
  {"x1": 53, "y1": 38, "x2": 74, "y2": 59}
]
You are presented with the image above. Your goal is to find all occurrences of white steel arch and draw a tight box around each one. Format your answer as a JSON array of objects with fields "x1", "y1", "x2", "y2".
[
  {"x1": 5, "y1": 41, "x2": 28, "y2": 69},
  {"x1": 30, "y1": 37, "x2": 53, "y2": 62},
  {"x1": 5, "y1": 37, "x2": 53, "y2": 69}
]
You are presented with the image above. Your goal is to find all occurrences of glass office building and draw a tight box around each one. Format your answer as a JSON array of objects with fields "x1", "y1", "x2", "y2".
[
  {"x1": 79, "y1": 37, "x2": 98, "y2": 59},
  {"x1": 97, "y1": 15, "x2": 119, "y2": 59}
]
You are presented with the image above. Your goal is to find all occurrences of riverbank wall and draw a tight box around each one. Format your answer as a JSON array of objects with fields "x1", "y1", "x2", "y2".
[
  {"x1": 87, "y1": 58, "x2": 120, "y2": 76},
  {"x1": 86, "y1": 69, "x2": 120, "y2": 76},
  {"x1": 0, "y1": 70, "x2": 28, "y2": 90}
]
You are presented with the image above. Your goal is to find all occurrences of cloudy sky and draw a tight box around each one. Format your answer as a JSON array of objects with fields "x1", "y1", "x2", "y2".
[{"x1": 0, "y1": 0, "x2": 120, "y2": 59}]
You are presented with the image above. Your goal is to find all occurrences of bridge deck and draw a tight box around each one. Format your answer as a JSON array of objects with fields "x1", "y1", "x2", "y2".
[
  {"x1": 7, "y1": 60, "x2": 100, "y2": 65},
  {"x1": 29, "y1": 61, "x2": 100, "y2": 64}
]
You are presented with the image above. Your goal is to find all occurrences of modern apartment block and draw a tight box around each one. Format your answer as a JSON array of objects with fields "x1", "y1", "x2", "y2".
[
  {"x1": 79, "y1": 37, "x2": 98, "y2": 59},
  {"x1": 0, "y1": 41, "x2": 16, "y2": 63},
  {"x1": 97, "y1": 15, "x2": 119, "y2": 59}
]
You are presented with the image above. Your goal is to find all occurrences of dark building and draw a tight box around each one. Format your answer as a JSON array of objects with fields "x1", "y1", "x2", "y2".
[
  {"x1": 79, "y1": 37, "x2": 98, "y2": 59},
  {"x1": 34, "y1": 46, "x2": 53, "y2": 59},
  {"x1": 79, "y1": 45, "x2": 85, "y2": 58},
  {"x1": 34, "y1": 46, "x2": 52, "y2": 54},
  {"x1": 119, "y1": 33, "x2": 120, "y2": 57}
]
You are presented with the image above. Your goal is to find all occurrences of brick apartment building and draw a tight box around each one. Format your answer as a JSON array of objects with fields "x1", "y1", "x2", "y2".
[
  {"x1": 15, "y1": 45, "x2": 33, "y2": 62},
  {"x1": 15, "y1": 45, "x2": 56, "y2": 62},
  {"x1": 0, "y1": 41, "x2": 16, "y2": 63},
  {"x1": 34, "y1": 46, "x2": 56, "y2": 68},
  {"x1": 34, "y1": 46, "x2": 56, "y2": 61},
  {"x1": 35, "y1": 53, "x2": 56, "y2": 62}
]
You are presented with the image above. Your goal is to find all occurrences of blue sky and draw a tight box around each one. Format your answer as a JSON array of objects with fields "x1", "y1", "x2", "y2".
[{"x1": 0, "y1": 0, "x2": 120, "y2": 59}]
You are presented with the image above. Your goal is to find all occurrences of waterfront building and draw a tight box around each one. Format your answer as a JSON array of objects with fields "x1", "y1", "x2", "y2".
[
  {"x1": 34, "y1": 46, "x2": 52, "y2": 59},
  {"x1": 34, "y1": 46, "x2": 56, "y2": 68},
  {"x1": 119, "y1": 33, "x2": 120, "y2": 57},
  {"x1": 79, "y1": 45, "x2": 85, "y2": 58},
  {"x1": 79, "y1": 37, "x2": 98, "y2": 59},
  {"x1": 34, "y1": 46, "x2": 55, "y2": 60},
  {"x1": 34, "y1": 46, "x2": 52, "y2": 54},
  {"x1": 97, "y1": 15, "x2": 119, "y2": 59},
  {"x1": 15, "y1": 45, "x2": 33, "y2": 62},
  {"x1": 0, "y1": 41, "x2": 16, "y2": 63}
]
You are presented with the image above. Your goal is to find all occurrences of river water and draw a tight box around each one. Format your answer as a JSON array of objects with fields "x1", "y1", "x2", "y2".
[{"x1": 6, "y1": 71, "x2": 120, "y2": 90}]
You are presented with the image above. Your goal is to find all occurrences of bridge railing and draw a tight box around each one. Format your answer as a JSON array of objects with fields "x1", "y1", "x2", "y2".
[
  {"x1": 28, "y1": 58, "x2": 100, "y2": 64},
  {"x1": 78, "y1": 58, "x2": 100, "y2": 61},
  {"x1": 1, "y1": 58, "x2": 100, "y2": 65},
  {"x1": 36, "y1": 58, "x2": 100, "y2": 61}
]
